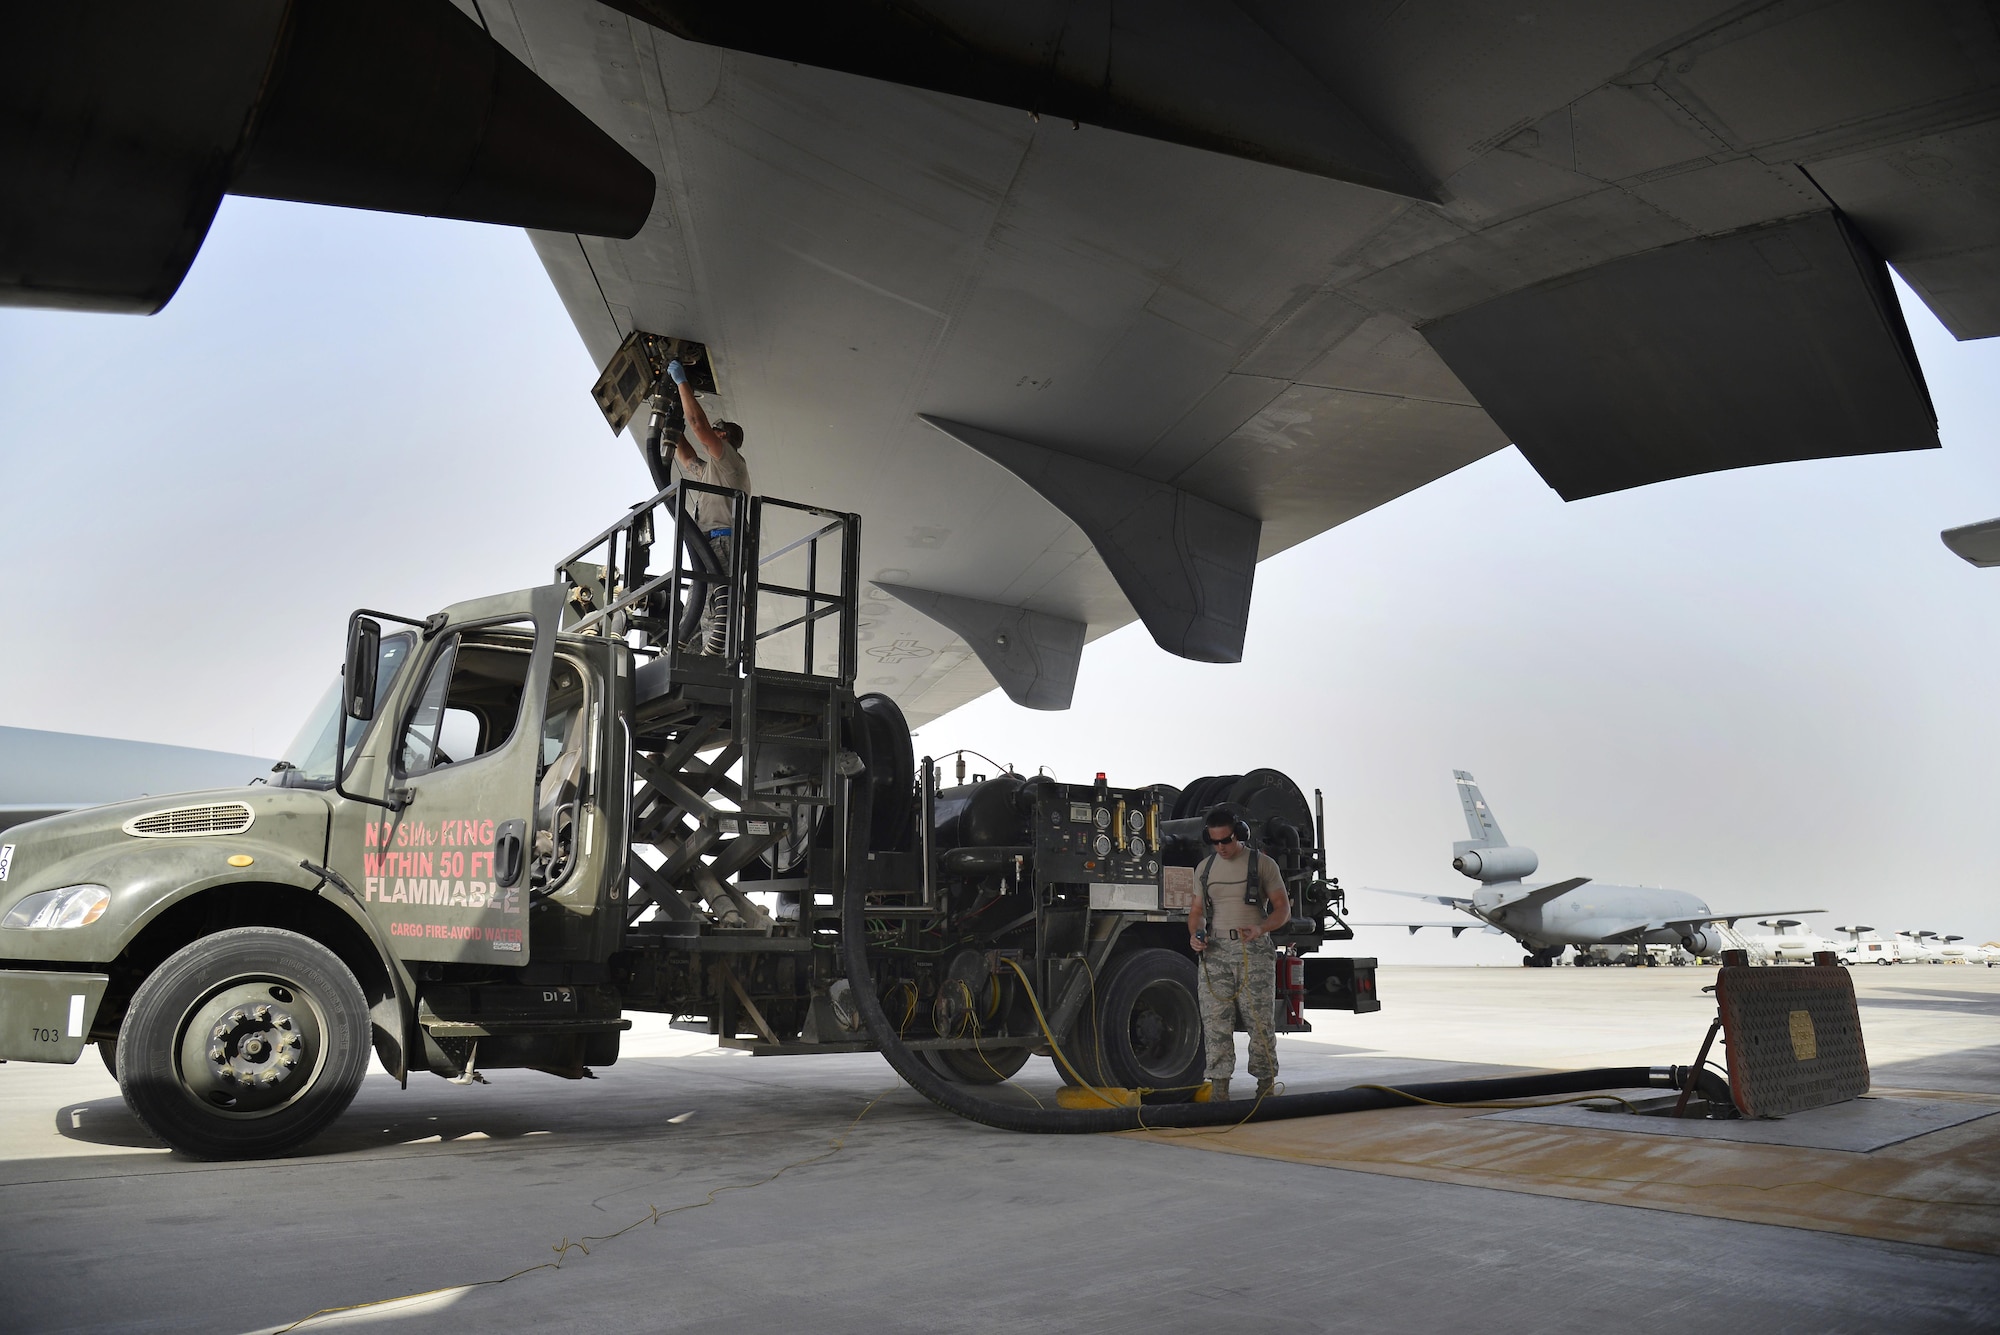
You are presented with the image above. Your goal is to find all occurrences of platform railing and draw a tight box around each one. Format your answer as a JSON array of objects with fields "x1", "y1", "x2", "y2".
[
  {"x1": 555, "y1": 479, "x2": 748, "y2": 669},
  {"x1": 556, "y1": 484, "x2": 861, "y2": 688},
  {"x1": 742, "y1": 496, "x2": 860, "y2": 687}
]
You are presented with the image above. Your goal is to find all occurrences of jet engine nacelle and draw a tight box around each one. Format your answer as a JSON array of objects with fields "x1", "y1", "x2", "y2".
[
  {"x1": 1451, "y1": 843, "x2": 1538, "y2": 883},
  {"x1": 1680, "y1": 926, "x2": 1725, "y2": 958}
]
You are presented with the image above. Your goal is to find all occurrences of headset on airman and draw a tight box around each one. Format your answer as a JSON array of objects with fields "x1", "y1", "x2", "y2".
[{"x1": 1201, "y1": 811, "x2": 1251, "y2": 847}]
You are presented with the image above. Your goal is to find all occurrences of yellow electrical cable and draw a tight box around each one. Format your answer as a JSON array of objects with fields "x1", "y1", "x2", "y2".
[
  {"x1": 1001, "y1": 957, "x2": 1126, "y2": 1106},
  {"x1": 268, "y1": 1089, "x2": 893, "y2": 1334},
  {"x1": 1001, "y1": 954, "x2": 1217, "y2": 1103},
  {"x1": 961, "y1": 977, "x2": 1044, "y2": 1110},
  {"x1": 1137, "y1": 1079, "x2": 1277, "y2": 1136}
]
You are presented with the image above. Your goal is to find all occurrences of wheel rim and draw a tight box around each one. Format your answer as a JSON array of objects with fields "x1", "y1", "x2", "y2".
[
  {"x1": 175, "y1": 979, "x2": 330, "y2": 1118},
  {"x1": 1124, "y1": 978, "x2": 1201, "y2": 1083}
]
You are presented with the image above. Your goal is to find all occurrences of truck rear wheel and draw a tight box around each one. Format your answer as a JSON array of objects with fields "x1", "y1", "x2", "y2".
[
  {"x1": 116, "y1": 926, "x2": 371, "y2": 1160},
  {"x1": 925, "y1": 1044, "x2": 1032, "y2": 1083},
  {"x1": 1067, "y1": 948, "x2": 1206, "y2": 1102}
]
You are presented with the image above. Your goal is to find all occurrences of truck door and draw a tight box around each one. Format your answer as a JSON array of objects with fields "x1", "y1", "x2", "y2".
[{"x1": 332, "y1": 586, "x2": 561, "y2": 966}]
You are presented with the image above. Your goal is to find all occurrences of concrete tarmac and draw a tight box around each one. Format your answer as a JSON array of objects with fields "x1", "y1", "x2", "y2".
[{"x1": 2, "y1": 966, "x2": 1994, "y2": 1333}]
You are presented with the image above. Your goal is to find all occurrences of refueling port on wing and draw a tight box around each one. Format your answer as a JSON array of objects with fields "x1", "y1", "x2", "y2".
[{"x1": 590, "y1": 330, "x2": 717, "y2": 434}]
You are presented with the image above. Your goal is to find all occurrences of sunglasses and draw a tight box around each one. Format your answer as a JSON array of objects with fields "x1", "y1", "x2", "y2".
[{"x1": 1205, "y1": 832, "x2": 1238, "y2": 846}]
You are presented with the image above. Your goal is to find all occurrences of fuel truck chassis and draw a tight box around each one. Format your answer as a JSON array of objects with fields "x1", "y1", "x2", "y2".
[{"x1": 0, "y1": 481, "x2": 1373, "y2": 1158}]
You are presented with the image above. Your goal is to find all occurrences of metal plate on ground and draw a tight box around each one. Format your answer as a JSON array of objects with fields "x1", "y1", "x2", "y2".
[
  {"x1": 1481, "y1": 1094, "x2": 1999, "y2": 1153},
  {"x1": 1717, "y1": 963, "x2": 1870, "y2": 1117}
]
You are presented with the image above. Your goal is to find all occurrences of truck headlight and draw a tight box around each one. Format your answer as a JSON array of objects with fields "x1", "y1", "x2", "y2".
[{"x1": 1, "y1": 884, "x2": 111, "y2": 930}]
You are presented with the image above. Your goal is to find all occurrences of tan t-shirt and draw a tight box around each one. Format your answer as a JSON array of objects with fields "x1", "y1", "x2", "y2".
[
  {"x1": 1199, "y1": 851, "x2": 1283, "y2": 934},
  {"x1": 682, "y1": 438, "x2": 750, "y2": 533}
]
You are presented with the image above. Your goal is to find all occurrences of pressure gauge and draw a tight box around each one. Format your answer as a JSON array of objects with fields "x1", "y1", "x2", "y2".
[
  {"x1": 1130, "y1": 837, "x2": 1147, "y2": 859},
  {"x1": 1094, "y1": 807, "x2": 1111, "y2": 829},
  {"x1": 1094, "y1": 834, "x2": 1112, "y2": 857},
  {"x1": 1127, "y1": 808, "x2": 1146, "y2": 832}
]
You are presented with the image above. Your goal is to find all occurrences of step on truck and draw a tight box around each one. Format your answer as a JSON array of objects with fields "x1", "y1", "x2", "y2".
[{"x1": 0, "y1": 482, "x2": 1378, "y2": 1157}]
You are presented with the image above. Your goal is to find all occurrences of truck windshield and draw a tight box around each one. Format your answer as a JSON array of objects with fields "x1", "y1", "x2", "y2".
[{"x1": 275, "y1": 631, "x2": 416, "y2": 784}]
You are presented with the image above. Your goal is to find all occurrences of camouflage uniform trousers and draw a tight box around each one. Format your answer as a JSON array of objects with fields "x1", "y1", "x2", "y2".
[{"x1": 1197, "y1": 936, "x2": 1277, "y2": 1083}]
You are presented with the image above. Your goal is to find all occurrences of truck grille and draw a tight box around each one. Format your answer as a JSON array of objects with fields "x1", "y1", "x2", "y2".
[{"x1": 122, "y1": 802, "x2": 256, "y2": 838}]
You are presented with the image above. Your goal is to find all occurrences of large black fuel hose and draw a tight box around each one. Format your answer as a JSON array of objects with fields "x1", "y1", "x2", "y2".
[{"x1": 836, "y1": 858, "x2": 1729, "y2": 1133}]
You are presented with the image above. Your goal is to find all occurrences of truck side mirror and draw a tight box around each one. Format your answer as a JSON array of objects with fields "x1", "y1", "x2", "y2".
[{"x1": 344, "y1": 617, "x2": 382, "y2": 721}]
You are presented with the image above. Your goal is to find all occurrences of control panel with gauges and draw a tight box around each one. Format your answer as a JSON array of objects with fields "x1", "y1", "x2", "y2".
[{"x1": 1031, "y1": 777, "x2": 1162, "y2": 907}]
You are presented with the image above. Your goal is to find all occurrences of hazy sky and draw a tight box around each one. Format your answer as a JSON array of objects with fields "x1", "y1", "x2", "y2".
[{"x1": 2, "y1": 197, "x2": 1994, "y2": 962}]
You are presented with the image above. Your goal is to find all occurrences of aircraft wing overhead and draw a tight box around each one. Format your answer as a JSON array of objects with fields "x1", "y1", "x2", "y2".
[{"x1": 460, "y1": 3, "x2": 1997, "y2": 719}]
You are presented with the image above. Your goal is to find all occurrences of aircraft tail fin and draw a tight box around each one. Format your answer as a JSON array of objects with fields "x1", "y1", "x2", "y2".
[{"x1": 1453, "y1": 770, "x2": 1506, "y2": 847}]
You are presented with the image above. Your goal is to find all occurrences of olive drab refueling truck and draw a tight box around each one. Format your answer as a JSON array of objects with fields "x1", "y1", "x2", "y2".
[{"x1": 0, "y1": 481, "x2": 1377, "y2": 1158}]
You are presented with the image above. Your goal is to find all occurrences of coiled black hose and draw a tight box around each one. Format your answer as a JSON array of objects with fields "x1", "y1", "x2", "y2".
[{"x1": 837, "y1": 830, "x2": 1729, "y2": 1132}]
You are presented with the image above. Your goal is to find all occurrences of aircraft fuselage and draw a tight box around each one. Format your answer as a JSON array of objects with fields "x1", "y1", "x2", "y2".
[{"x1": 1477, "y1": 882, "x2": 1711, "y2": 951}]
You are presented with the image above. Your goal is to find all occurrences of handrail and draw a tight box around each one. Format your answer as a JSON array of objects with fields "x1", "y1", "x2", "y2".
[
  {"x1": 758, "y1": 517, "x2": 844, "y2": 568},
  {"x1": 567, "y1": 568, "x2": 678, "y2": 634},
  {"x1": 555, "y1": 485, "x2": 858, "y2": 682},
  {"x1": 754, "y1": 580, "x2": 838, "y2": 603},
  {"x1": 754, "y1": 601, "x2": 845, "y2": 642},
  {"x1": 557, "y1": 479, "x2": 742, "y2": 651},
  {"x1": 555, "y1": 479, "x2": 679, "y2": 571}
]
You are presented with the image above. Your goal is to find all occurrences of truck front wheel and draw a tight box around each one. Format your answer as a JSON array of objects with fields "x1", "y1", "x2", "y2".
[{"x1": 116, "y1": 926, "x2": 371, "y2": 1160}]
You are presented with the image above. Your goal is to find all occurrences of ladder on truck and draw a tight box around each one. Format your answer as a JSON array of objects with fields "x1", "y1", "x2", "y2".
[{"x1": 554, "y1": 481, "x2": 861, "y2": 977}]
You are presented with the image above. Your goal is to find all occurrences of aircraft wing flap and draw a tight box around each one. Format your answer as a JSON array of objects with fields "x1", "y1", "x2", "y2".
[
  {"x1": 1352, "y1": 921, "x2": 1496, "y2": 938},
  {"x1": 1488, "y1": 876, "x2": 1590, "y2": 909},
  {"x1": 1666, "y1": 908, "x2": 1827, "y2": 929},
  {"x1": 1358, "y1": 887, "x2": 1476, "y2": 911}
]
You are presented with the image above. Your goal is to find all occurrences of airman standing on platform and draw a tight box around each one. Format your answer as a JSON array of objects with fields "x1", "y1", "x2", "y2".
[{"x1": 667, "y1": 358, "x2": 750, "y2": 655}]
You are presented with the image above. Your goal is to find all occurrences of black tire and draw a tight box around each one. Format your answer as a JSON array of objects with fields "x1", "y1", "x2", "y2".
[
  {"x1": 925, "y1": 1044, "x2": 1033, "y2": 1084},
  {"x1": 116, "y1": 926, "x2": 371, "y2": 1160},
  {"x1": 97, "y1": 1038, "x2": 118, "y2": 1077},
  {"x1": 1072, "y1": 948, "x2": 1206, "y2": 1103}
]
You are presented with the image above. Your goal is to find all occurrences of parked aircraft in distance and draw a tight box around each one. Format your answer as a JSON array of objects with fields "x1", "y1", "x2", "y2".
[
  {"x1": 0, "y1": 727, "x2": 271, "y2": 836},
  {"x1": 1746, "y1": 919, "x2": 1840, "y2": 964},
  {"x1": 1898, "y1": 931, "x2": 1943, "y2": 963},
  {"x1": 1935, "y1": 935, "x2": 1975, "y2": 964},
  {"x1": 1358, "y1": 771, "x2": 1821, "y2": 967},
  {"x1": 1834, "y1": 926, "x2": 1905, "y2": 966}
]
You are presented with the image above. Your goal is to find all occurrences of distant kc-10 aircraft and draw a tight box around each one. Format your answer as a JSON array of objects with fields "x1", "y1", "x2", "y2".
[{"x1": 1357, "y1": 771, "x2": 1821, "y2": 967}]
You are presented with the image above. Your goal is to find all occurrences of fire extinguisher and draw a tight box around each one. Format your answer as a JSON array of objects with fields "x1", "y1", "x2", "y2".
[{"x1": 1278, "y1": 951, "x2": 1305, "y2": 1027}]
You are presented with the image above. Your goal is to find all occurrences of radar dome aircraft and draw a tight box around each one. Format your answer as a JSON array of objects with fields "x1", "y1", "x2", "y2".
[{"x1": 1360, "y1": 771, "x2": 1822, "y2": 966}]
